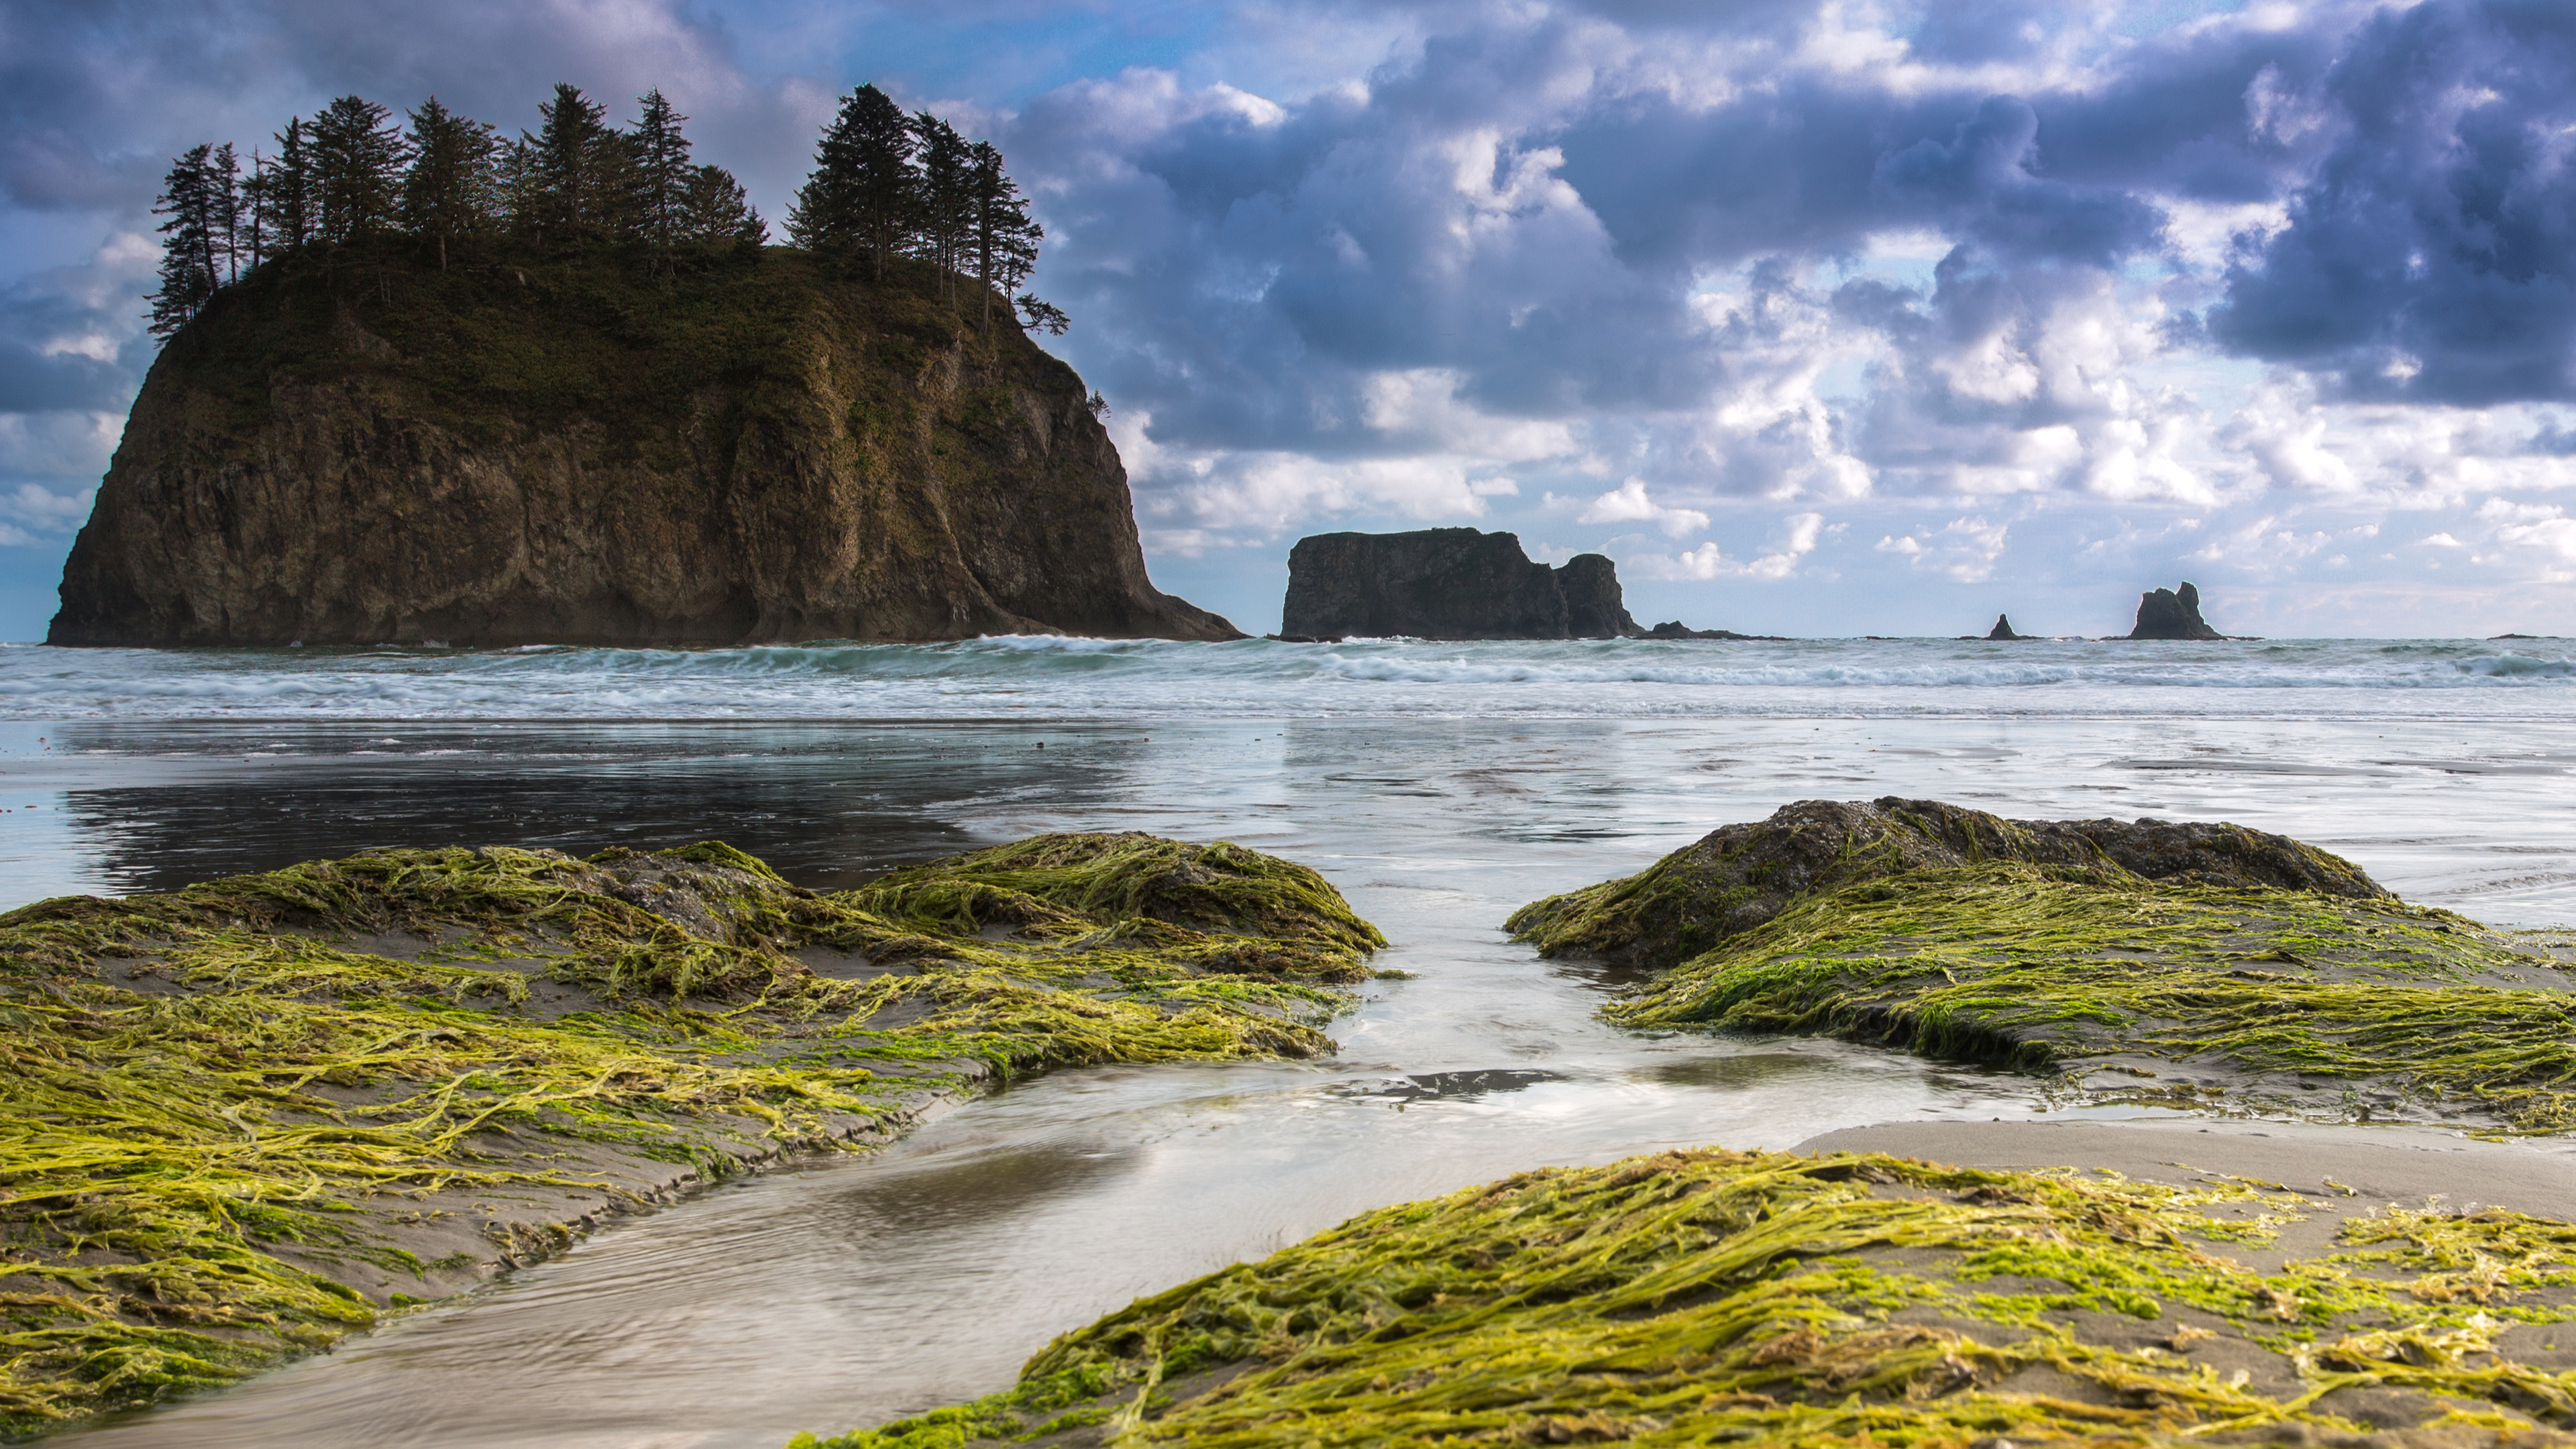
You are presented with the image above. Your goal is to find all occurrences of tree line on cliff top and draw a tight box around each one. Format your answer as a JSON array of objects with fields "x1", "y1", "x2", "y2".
[{"x1": 147, "y1": 83, "x2": 1057, "y2": 341}]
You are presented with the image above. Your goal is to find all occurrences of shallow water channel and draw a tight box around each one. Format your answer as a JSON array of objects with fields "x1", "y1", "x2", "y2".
[{"x1": 16, "y1": 712, "x2": 2576, "y2": 1448}]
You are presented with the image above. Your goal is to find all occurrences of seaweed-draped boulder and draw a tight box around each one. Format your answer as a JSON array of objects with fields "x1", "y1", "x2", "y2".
[{"x1": 1509, "y1": 798, "x2": 2575, "y2": 1131}]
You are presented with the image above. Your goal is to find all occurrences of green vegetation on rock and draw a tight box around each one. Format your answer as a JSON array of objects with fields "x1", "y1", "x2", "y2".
[
  {"x1": 792, "y1": 1146, "x2": 2576, "y2": 1448},
  {"x1": 0, "y1": 832, "x2": 1373, "y2": 1436},
  {"x1": 1508, "y1": 799, "x2": 2576, "y2": 1134}
]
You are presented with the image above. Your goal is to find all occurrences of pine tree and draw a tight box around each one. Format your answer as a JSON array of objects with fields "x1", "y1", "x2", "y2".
[
  {"x1": 965, "y1": 141, "x2": 1041, "y2": 329},
  {"x1": 147, "y1": 145, "x2": 223, "y2": 337},
  {"x1": 494, "y1": 135, "x2": 543, "y2": 241},
  {"x1": 631, "y1": 89, "x2": 694, "y2": 264},
  {"x1": 239, "y1": 151, "x2": 271, "y2": 270},
  {"x1": 910, "y1": 111, "x2": 973, "y2": 305},
  {"x1": 266, "y1": 118, "x2": 313, "y2": 253},
  {"x1": 403, "y1": 96, "x2": 498, "y2": 270},
  {"x1": 530, "y1": 83, "x2": 619, "y2": 248},
  {"x1": 309, "y1": 95, "x2": 409, "y2": 244},
  {"x1": 788, "y1": 83, "x2": 916, "y2": 280},
  {"x1": 207, "y1": 142, "x2": 242, "y2": 284},
  {"x1": 680, "y1": 164, "x2": 764, "y2": 246}
]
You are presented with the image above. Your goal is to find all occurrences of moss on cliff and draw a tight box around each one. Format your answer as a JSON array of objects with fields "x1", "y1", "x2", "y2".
[
  {"x1": 52, "y1": 240, "x2": 1236, "y2": 647},
  {"x1": 0, "y1": 832, "x2": 1370, "y2": 1434}
]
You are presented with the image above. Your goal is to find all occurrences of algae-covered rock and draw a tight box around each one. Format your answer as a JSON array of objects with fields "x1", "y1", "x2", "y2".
[
  {"x1": 49, "y1": 244, "x2": 1236, "y2": 646},
  {"x1": 1511, "y1": 800, "x2": 2576, "y2": 1133},
  {"x1": 0, "y1": 832, "x2": 1375, "y2": 1434},
  {"x1": 1508, "y1": 797, "x2": 2388, "y2": 972},
  {"x1": 796, "y1": 1146, "x2": 2576, "y2": 1448}
]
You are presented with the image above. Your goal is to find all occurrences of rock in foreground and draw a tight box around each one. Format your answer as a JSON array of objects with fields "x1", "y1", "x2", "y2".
[
  {"x1": 0, "y1": 832, "x2": 1376, "y2": 1432},
  {"x1": 800, "y1": 1146, "x2": 2576, "y2": 1448},
  {"x1": 1511, "y1": 798, "x2": 2576, "y2": 1132},
  {"x1": 50, "y1": 247, "x2": 1236, "y2": 647},
  {"x1": 1280, "y1": 528, "x2": 1640, "y2": 640},
  {"x1": 2128, "y1": 580, "x2": 2224, "y2": 640}
]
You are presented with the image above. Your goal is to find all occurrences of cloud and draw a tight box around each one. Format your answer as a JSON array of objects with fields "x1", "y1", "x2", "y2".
[
  {"x1": 1578, "y1": 478, "x2": 1707, "y2": 536},
  {"x1": 1876, "y1": 517, "x2": 2008, "y2": 582},
  {"x1": 1625, "y1": 510, "x2": 1822, "y2": 581},
  {"x1": 2209, "y1": 1, "x2": 2576, "y2": 405}
]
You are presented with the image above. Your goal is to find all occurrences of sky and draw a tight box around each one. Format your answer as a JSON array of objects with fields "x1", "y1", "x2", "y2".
[{"x1": 4, "y1": 0, "x2": 2575, "y2": 639}]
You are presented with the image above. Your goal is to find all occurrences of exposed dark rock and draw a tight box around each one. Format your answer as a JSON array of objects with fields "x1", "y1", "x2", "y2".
[
  {"x1": 1986, "y1": 614, "x2": 2026, "y2": 640},
  {"x1": 1508, "y1": 796, "x2": 2389, "y2": 970},
  {"x1": 1556, "y1": 553, "x2": 1638, "y2": 639},
  {"x1": 1279, "y1": 528, "x2": 1639, "y2": 640},
  {"x1": 2126, "y1": 582, "x2": 2223, "y2": 641},
  {"x1": 50, "y1": 246, "x2": 1237, "y2": 647},
  {"x1": 1645, "y1": 621, "x2": 1776, "y2": 641}
]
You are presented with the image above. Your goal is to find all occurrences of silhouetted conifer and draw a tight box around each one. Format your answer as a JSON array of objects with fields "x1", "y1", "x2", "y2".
[
  {"x1": 967, "y1": 141, "x2": 1041, "y2": 329},
  {"x1": 309, "y1": 95, "x2": 409, "y2": 244},
  {"x1": 631, "y1": 89, "x2": 695, "y2": 266},
  {"x1": 402, "y1": 97, "x2": 498, "y2": 270},
  {"x1": 788, "y1": 84, "x2": 914, "y2": 280}
]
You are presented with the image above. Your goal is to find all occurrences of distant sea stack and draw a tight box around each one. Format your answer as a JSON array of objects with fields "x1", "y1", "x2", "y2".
[
  {"x1": 1986, "y1": 614, "x2": 2027, "y2": 641},
  {"x1": 49, "y1": 246, "x2": 1237, "y2": 647},
  {"x1": 2127, "y1": 582, "x2": 2223, "y2": 641},
  {"x1": 1280, "y1": 528, "x2": 1640, "y2": 641}
]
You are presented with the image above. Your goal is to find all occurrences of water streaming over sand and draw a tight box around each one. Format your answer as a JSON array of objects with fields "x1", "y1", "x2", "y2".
[{"x1": 8, "y1": 635, "x2": 2573, "y2": 1447}]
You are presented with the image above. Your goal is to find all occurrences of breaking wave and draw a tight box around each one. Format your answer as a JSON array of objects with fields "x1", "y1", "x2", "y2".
[{"x1": 0, "y1": 635, "x2": 2567, "y2": 722}]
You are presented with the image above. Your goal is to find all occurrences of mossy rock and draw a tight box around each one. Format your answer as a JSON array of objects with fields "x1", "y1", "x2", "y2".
[
  {"x1": 794, "y1": 1146, "x2": 2576, "y2": 1448},
  {"x1": 1511, "y1": 800, "x2": 2576, "y2": 1133},
  {"x1": 0, "y1": 833, "x2": 1379, "y2": 1435},
  {"x1": 1508, "y1": 798, "x2": 2388, "y2": 973}
]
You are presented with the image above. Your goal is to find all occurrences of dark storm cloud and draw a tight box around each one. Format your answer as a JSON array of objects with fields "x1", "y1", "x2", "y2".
[
  {"x1": 1016, "y1": 3, "x2": 2337, "y2": 485},
  {"x1": 0, "y1": 0, "x2": 821, "y2": 222},
  {"x1": 2211, "y1": 0, "x2": 2576, "y2": 404}
]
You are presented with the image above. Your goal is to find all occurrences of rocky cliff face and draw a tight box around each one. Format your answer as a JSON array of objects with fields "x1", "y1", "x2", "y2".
[
  {"x1": 2127, "y1": 582, "x2": 2222, "y2": 641},
  {"x1": 1279, "y1": 529, "x2": 1640, "y2": 641},
  {"x1": 50, "y1": 248, "x2": 1236, "y2": 647}
]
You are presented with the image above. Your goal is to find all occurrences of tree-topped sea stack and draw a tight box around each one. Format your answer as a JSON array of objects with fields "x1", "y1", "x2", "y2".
[{"x1": 55, "y1": 83, "x2": 1234, "y2": 647}]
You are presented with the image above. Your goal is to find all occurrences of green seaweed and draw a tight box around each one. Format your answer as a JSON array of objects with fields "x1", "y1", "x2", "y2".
[
  {"x1": 1586, "y1": 863, "x2": 2576, "y2": 1132},
  {"x1": 0, "y1": 832, "x2": 1378, "y2": 1436},
  {"x1": 796, "y1": 1148, "x2": 2576, "y2": 1448}
]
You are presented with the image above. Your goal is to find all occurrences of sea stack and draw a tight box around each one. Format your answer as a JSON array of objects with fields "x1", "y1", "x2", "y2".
[
  {"x1": 1280, "y1": 528, "x2": 1641, "y2": 640},
  {"x1": 1986, "y1": 614, "x2": 2025, "y2": 641},
  {"x1": 2127, "y1": 582, "x2": 2222, "y2": 641},
  {"x1": 48, "y1": 246, "x2": 1238, "y2": 647}
]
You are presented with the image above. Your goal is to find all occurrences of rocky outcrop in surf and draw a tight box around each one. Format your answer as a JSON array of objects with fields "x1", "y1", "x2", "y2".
[
  {"x1": 49, "y1": 246, "x2": 1238, "y2": 647},
  {"x1": 1986, "y1": 613, "x2": 2025, "y2": 640},
  {"x1": 1279, "y1": 528, "x2": 1641, "y2": 641},
  {"x1": 2126, "y1": 582, "x2": 2222, "y2": 640}
]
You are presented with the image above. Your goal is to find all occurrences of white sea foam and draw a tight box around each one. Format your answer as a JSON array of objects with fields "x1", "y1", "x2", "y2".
[{"x1": 0, "y1": 635, "x2": 2567, "y2": 723}]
